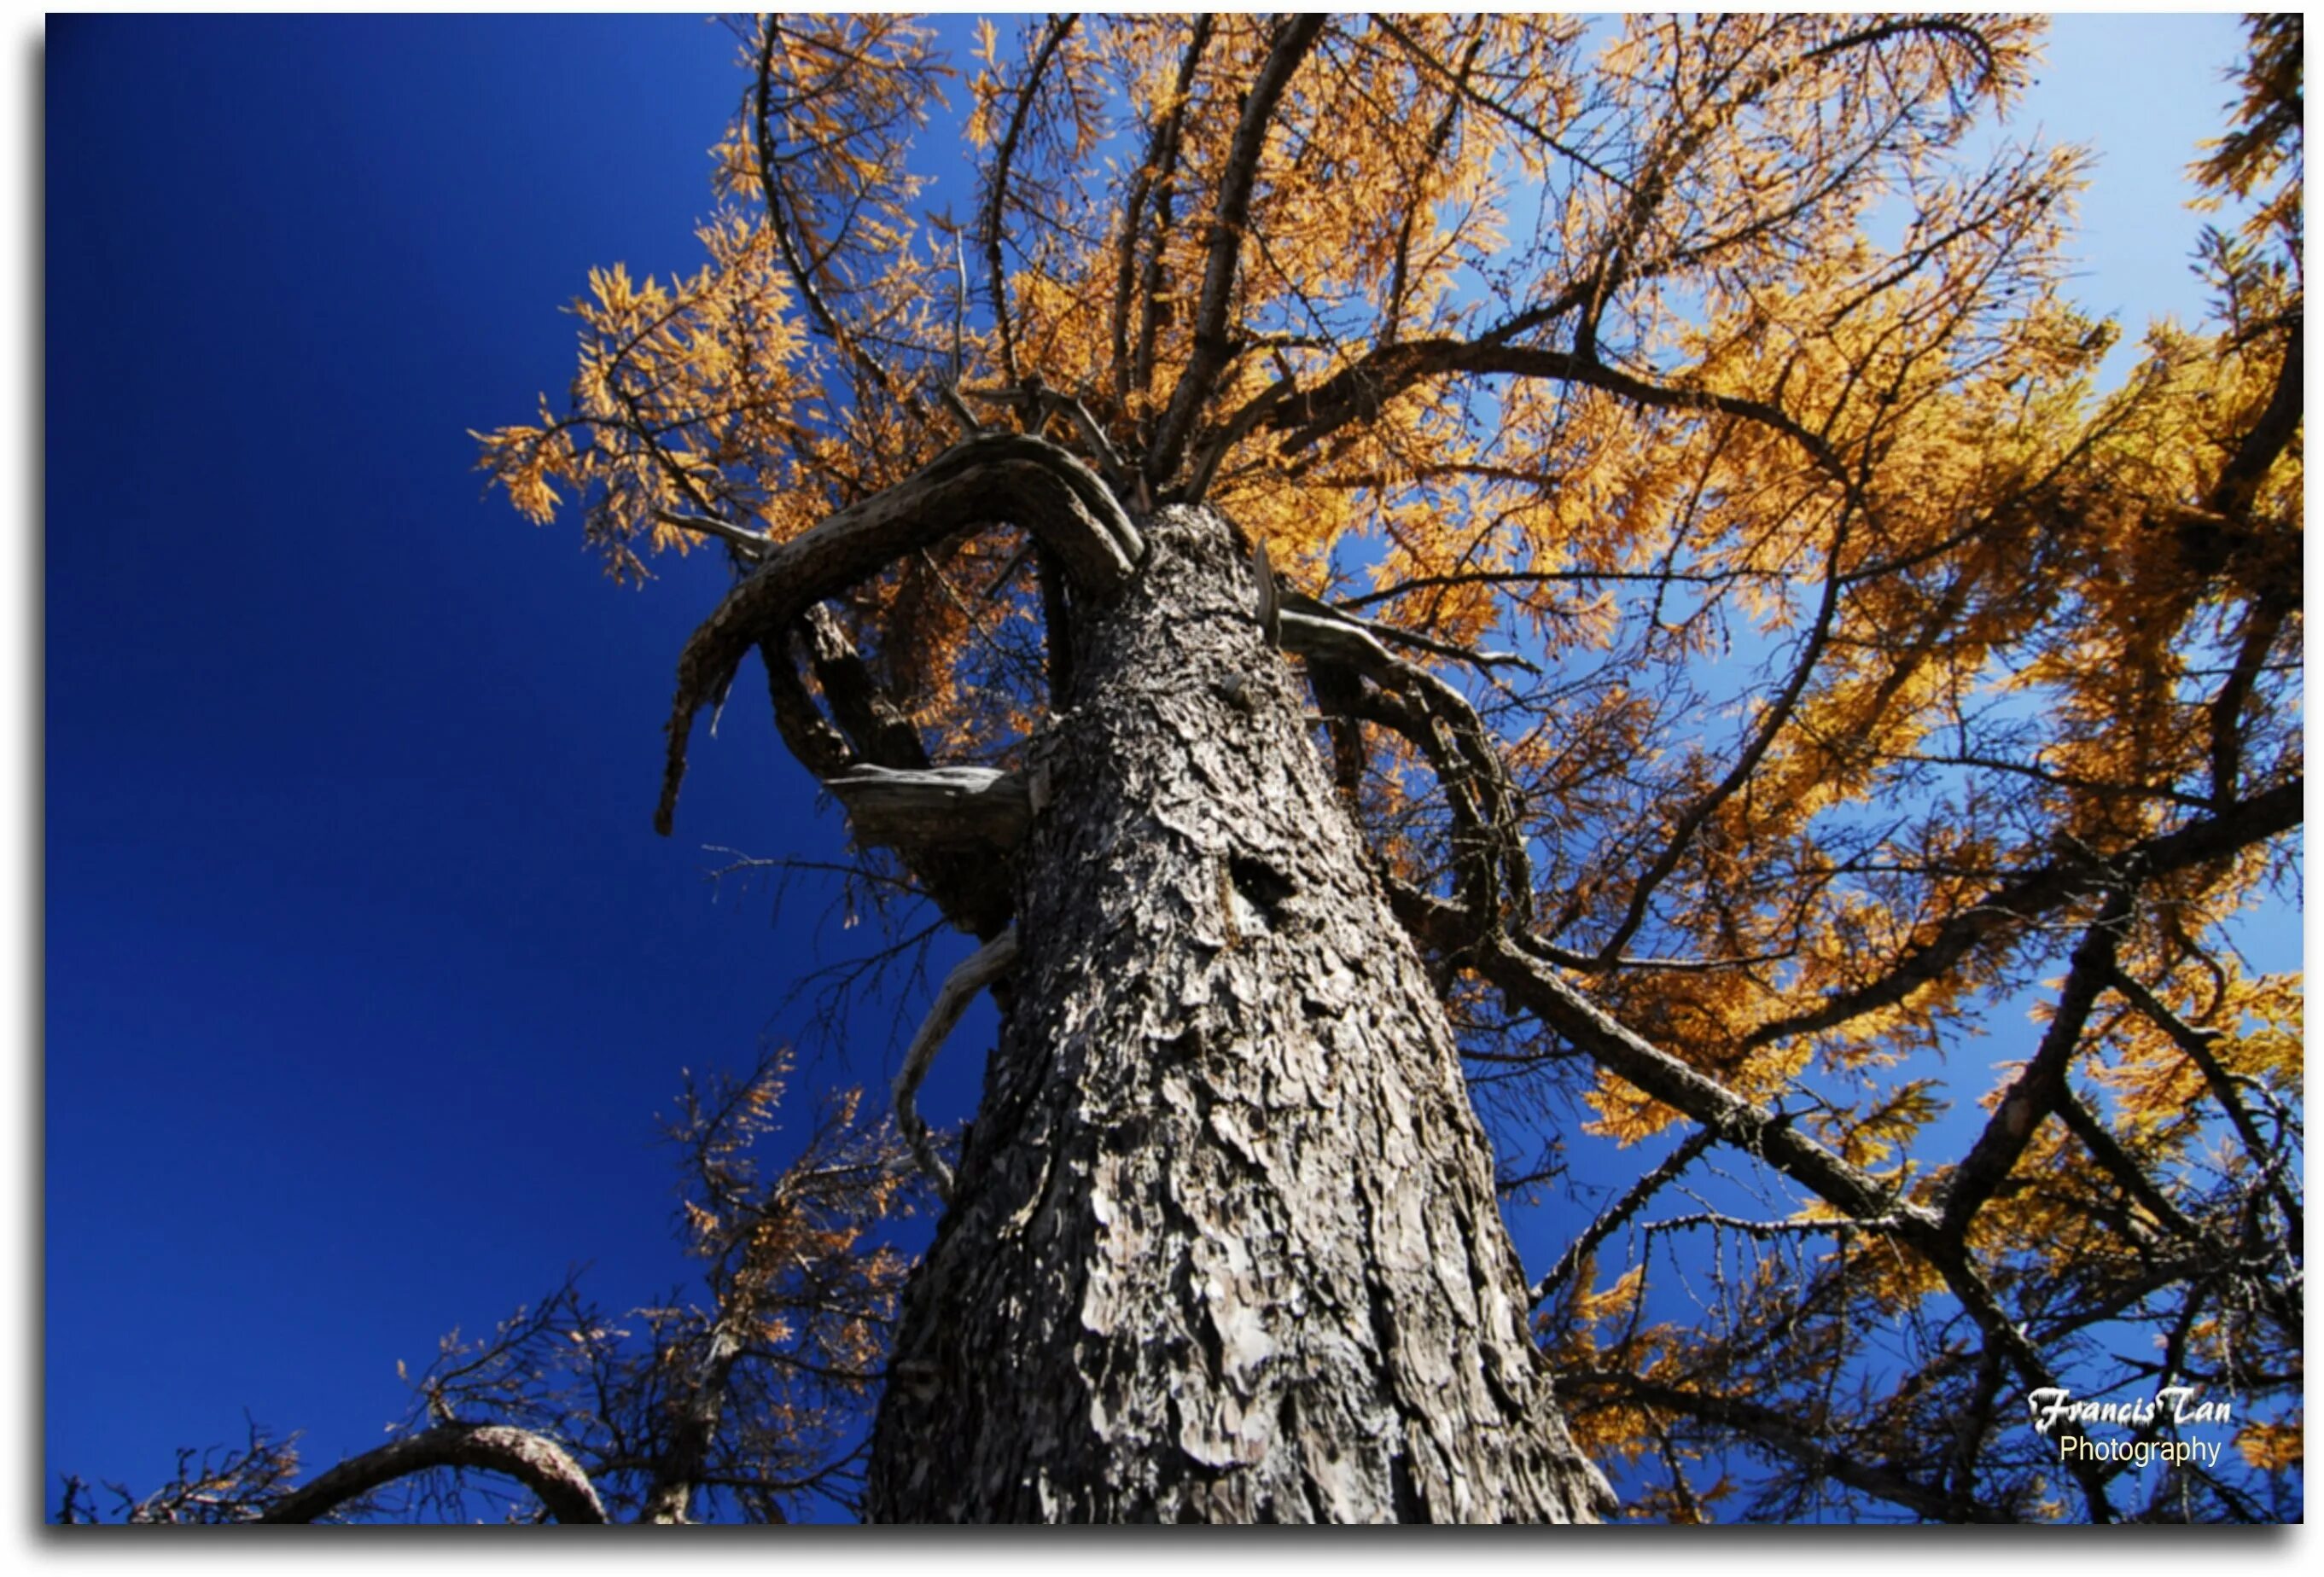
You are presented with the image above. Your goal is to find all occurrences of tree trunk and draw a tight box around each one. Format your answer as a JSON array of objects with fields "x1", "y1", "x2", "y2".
[{"x1": 865, "y1": 505, "x2": 1613, "y2": 1523}]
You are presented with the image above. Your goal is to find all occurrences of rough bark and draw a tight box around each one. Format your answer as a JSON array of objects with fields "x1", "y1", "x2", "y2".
[{"x1": 865, "y1": 504, "x2": 1612, "y2": 1522}]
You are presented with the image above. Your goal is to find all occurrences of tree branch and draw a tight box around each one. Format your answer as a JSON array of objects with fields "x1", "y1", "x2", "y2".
[
  {"x1": 1938, "y1": 893, "x2": 2129, "y2": 1236},
  {"x1": 2204, "y1": 317, "x2": 2302, "y2": 523},
  {"x1": 658, "y1": 434, "x2": 1142, "y2": 835},
  {"x1": 981, "y1": 15, "x2": 1078, "y2": 385},
  {"x1": 1147, "y1": 13, "x2": 1330, "y2": 489},
  {"x1": 1595, "y1": 515, "x2": 1851, "y2": 963},
  {"x1": 1743, "y1": 778, "x2": 2302, "y2": 1050},
  {"x1": 1530, "y1": 1128, "x2": 1716, "y2": 1306},
  {"x1": 1111, "y1": 15, "x2": 1215, "y2": 408},
  {"x1": 895, "y1": 927, "x2": 1020, "y2": 1202},
  {"x1": 1270, "y1": 339, "x2": 1851, "y2": 492},
  {"x1": 1395, "y1": 899, "x2": 1940, "y2": 1237},
  {"x1": 752, "y1": 18, "x2": 896, "y2": 402},
  {"x1": 1563, "y1": 1369, "x2": 2010, "y2": 1522},
  {"x1": 2105, "y1": 963, "x2": 2304, "y2": 1241},
  {"x1": 655, "y1": 508, "x2": 773, "y2": 560},
  {"x1": 254, "y1": 1424, "x2": 606, "y2": 1525},
  {"x1": 1284, "y1": 609, "x2": 1533, "y2": 929}
]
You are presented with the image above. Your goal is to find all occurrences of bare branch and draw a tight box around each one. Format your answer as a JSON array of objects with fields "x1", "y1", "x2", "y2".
[
  {"x1": 655, "y1": 508, "x2": 772, "y2": 561},
  {"x1": 1531, "y1": 1127, "x2": 1716, "y2": 1306},
  {"x1": 255, "y1": 1424, "x2": 606, "y2": 1526},
  {"x1": 659, "y1": 434, "x2": 1142, "y2": 835}
]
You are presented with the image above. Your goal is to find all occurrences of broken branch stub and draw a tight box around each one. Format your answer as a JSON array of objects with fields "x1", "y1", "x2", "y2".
[{"x1": 828, "y1": 765, "x2": 1033, "y2": 853}]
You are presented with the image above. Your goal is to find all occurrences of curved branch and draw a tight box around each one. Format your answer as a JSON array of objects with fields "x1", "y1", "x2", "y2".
[
  {"x1": 753, "y1": 18, "x2": 895, "y2": 401},
  {"x1": 757, "y1": 609, "x2": 1020, "y2": 938},
  {"x1": 1282, "y1": 608, "x2": 1532, "y2": 929},
  {"x1": 254, "y1": 1424, "x2": 606, "y2": 1525},
  {"x1": 657, "y1": 435, "x2": 1142, "y2": 835},
  {"x1": 1271, "y1": 339, "x2": 1850, "y2": 489}
]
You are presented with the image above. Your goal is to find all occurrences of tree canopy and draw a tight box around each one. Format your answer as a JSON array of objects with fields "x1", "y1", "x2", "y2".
[{"x1": 82, "y1": 12, "x2": 2299, "y2": 1525}]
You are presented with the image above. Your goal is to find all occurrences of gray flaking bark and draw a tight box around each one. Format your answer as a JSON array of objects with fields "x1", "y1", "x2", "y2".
[{"x1": 865, "y1": 505, "x2": 1612, "y2": 1522}]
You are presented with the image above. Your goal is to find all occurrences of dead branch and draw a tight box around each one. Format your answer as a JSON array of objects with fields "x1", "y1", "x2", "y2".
[
  {"x1": 1531, "y1": 1127, "x2": 1716, "y2": 1306},
  {"x1": 659, "y1": 434, "x2": 1143, "y2": 835},
  {"x1": 255, "y1": 1423, "x2": 607, "y2": 1525},
  {"x1": 895, "y1": 927, "x2": 1021, "y2": 1202}
]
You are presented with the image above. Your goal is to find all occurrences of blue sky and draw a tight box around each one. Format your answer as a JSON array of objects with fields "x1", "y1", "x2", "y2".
[{"x1": 36, "y1": 10, "x2": 2272, "y2": 1523}]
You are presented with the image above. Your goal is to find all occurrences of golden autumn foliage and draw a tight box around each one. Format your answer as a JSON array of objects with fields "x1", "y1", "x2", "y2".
[{"x1": 472, "y1": 15, "x2": 2301, "y2": 1522}]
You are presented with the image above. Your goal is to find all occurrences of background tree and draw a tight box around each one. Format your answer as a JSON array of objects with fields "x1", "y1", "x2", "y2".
[{"x1": 60, "y1": 1058, "x2": 919, "y2": 1525}]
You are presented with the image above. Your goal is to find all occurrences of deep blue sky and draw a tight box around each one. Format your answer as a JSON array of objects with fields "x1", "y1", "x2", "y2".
[{"x1": 38, "y1": 11, "x2": 2267, "y2": 1522}]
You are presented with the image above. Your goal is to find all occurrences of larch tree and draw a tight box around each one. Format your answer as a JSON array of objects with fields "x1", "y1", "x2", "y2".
[
  {"x1": 491, "y1": 9, "x2": 2300, "y2": 1524},
  {"x1": 76, "y1": 11, "x2": 2298, "y2": 1526}
]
